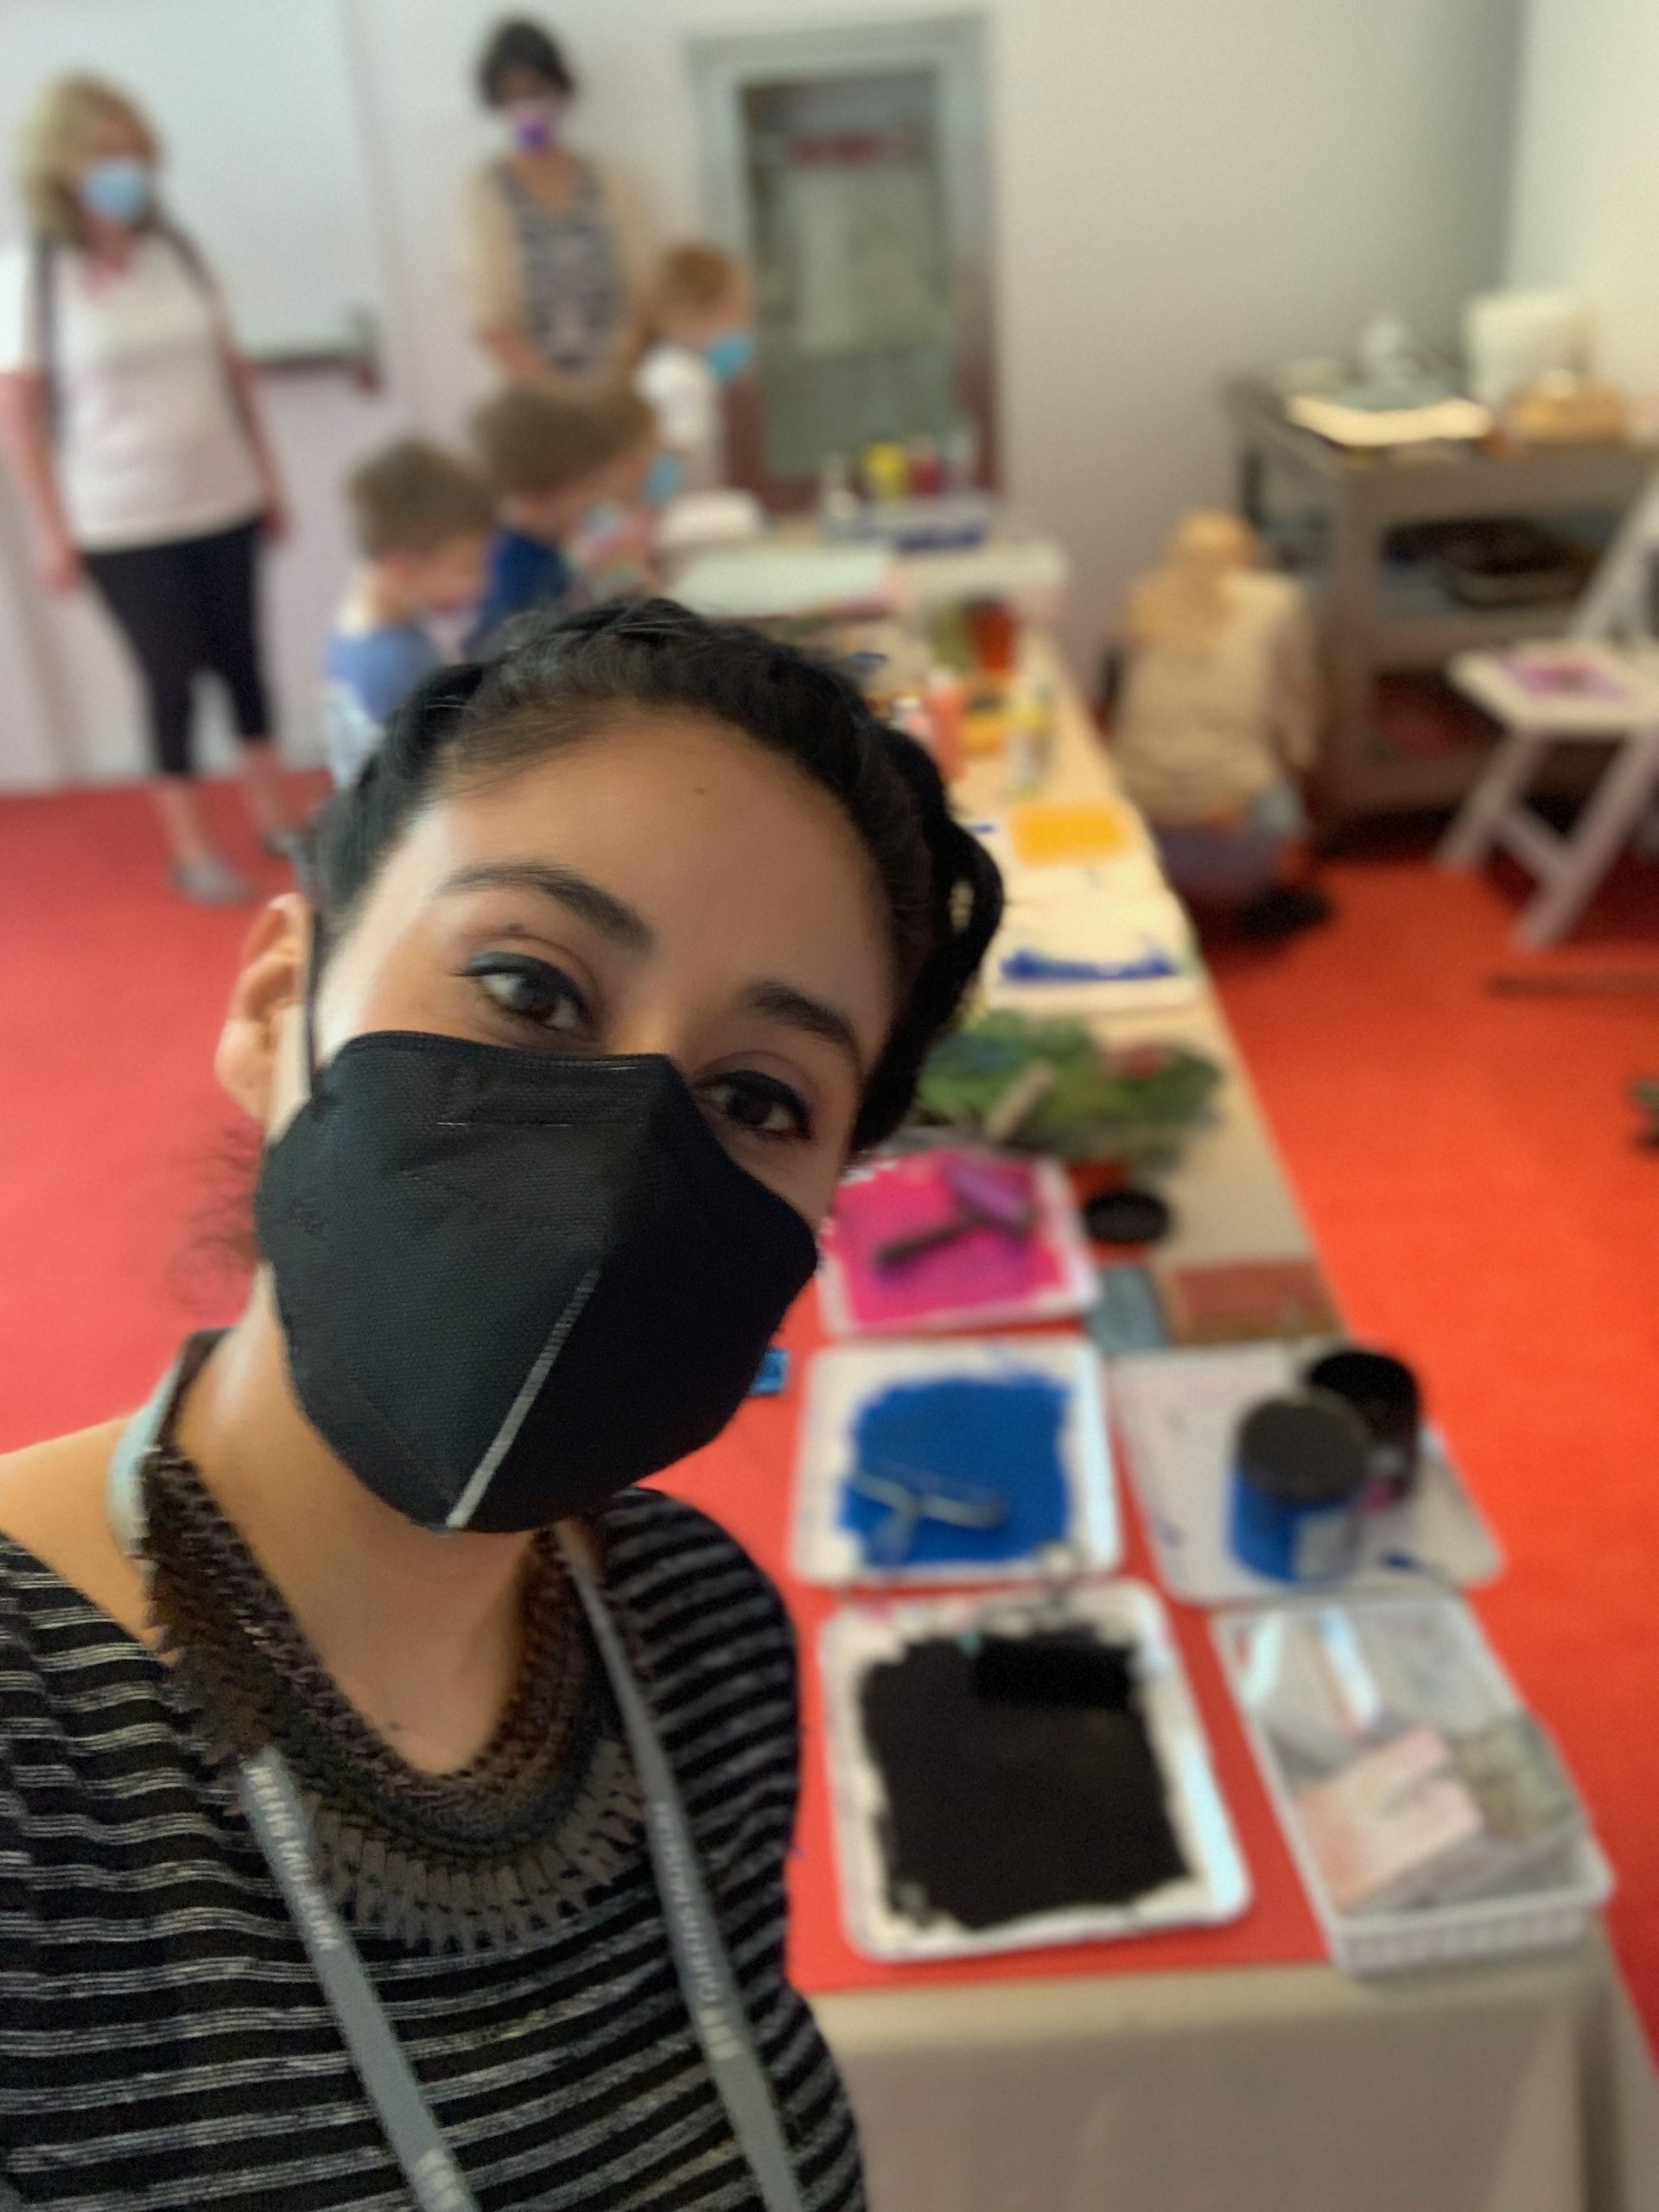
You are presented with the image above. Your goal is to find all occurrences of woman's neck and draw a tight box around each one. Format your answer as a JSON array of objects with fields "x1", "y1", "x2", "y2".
[
  {"x1": 509, "y1": 145, "x2": 576, "y2": 206},
  {"x1": 82, "y1": 219, "x2": 137, "y2": 272},
  {"x1": 175, "y1": 1278, "x2": 540, "y2": 1772}
]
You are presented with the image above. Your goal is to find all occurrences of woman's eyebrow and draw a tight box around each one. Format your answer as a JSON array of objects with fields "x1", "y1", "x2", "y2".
[
  {"x1": 436, "y1": 861, "x2": 654, "y2": 951},
  {"x1": 742, "y1": 980, "x2": 867, "y2": 1077}
]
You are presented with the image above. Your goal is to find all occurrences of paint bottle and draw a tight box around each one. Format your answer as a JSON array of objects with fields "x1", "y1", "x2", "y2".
[
  {"x1": 1229, "y1": 1393, "x2": 1370, "y2": 1583},
  {"x1": 907, "y1": 435, "x2": 944, "y2": 497},
  {"x1": 817, "y1": 453, "x2": 861, "y2": 540},
  {"x1": 861, "y1": 440, "x2": 910, "y2": 504},
  {"x1": 923, "y1": 674, "x2": 967, "y2": 779}
]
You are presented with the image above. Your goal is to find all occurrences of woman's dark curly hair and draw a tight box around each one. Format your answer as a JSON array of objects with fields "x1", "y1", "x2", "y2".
[
  {"x1": 312, "y1": 600, "x2": 1002, "y2": 1150},
  {"x1": 477, "y1": 17, "x2": 576, "y2": 105}
]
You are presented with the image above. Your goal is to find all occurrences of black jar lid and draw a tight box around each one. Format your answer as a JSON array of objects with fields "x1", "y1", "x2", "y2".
[
  {"x1": 1236, "y1": 1392, "x2": 1370, "y2": 1507},
  {"x1": 1084, "y1": 1186, "x2": 1173, "y2": 1247},
  {"x1": 1303, "y1": 1346, "x2": 1420, "y2": 1424}
]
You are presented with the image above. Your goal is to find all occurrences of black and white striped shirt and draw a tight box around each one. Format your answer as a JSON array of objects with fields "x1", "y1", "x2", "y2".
[{"x1": 0, "y1": 1488, "x2": 863, "y2": 2210}]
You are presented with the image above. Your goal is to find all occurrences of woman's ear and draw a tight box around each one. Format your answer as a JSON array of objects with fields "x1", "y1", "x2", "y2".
[{"x1": 214, "y1": 893, "x2": 312, "y2": 1127}]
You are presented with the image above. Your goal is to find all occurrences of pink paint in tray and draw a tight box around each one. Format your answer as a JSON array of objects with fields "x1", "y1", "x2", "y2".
[{"x1": 817, "y1": 1148, "x2": 1100, "y2": 1338}]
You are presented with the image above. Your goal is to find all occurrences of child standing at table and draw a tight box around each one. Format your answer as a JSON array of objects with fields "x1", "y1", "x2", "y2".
[
  {"x1": 467, "y1": 382, "x2": 658, "y2": 647},
  {"x1": 322, "y1": 439, "x2": 493, "y2": 788},
  {"x1": 1111, "y1": 510, "x2": 1332, "y2": 940},
  {"x1": 632, "y1": 243, "x2": 753, "y2": 496}
]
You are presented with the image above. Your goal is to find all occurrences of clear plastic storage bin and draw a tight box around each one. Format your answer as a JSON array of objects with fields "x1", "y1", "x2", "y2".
[{"x1": 1214, "y1": 1592, "x2": 1611, "y2": 1974}]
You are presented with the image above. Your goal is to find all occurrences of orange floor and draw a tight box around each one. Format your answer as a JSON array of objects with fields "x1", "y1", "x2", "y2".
[{"x1": 1206, "y1": 823, "x2": 1659, "y2": 2041}]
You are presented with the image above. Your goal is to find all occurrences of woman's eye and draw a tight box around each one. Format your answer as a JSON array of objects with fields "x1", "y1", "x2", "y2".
[
  {"x1": 701, "y1": 1071, "x2": 812, "y2": 1142},
  {"x1": 467, "y1": 956, "x2": 591, "y2": 1037}
]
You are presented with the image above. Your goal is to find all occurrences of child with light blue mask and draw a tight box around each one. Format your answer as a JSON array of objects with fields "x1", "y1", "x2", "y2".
[{"x1": 632, "y1": 243, "x2": 755, "y2": 499}]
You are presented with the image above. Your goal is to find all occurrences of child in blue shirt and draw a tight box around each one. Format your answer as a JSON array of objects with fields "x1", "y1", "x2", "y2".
[
  {"x1": 324, "y1": 440, "x2": 493, "y2": 787},
  {"x1": 467, "y1": 384, "x2": 658, "y2": 651}
]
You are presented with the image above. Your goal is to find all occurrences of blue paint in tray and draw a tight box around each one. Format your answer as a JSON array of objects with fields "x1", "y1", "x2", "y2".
[
  {"x1": 840, "y1": 1373, "x2": 1070, "y2": 1567},
  {"x1": 1000, "y1": 939, "x2": 1180, "y2": 986}
]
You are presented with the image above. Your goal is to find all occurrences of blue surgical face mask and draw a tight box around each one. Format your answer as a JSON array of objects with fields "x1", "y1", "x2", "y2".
[
  {"x1": 575, "y1": 499, "x2": 629, "y2": 543},
  {"x1": 703, "y1": 328, "x2": 756, "y2": 385},
  {"x1": 79, "y1": 156, "x2": 152, "y2": 229},
  {"x1": 642, "y1": 451, "x2": 687, "y2": 509}
]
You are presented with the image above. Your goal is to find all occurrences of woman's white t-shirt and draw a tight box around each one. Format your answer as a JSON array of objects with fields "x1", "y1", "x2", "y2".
[{"x1": 0, "y1": 234, "x2": 264, "y2": 551}]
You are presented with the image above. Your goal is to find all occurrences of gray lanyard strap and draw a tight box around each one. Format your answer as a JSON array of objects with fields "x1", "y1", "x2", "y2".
[
  {"x1": 105, "y1": 1351, "x2": 807, "y2": 2212},
  {"x1": 556, "y1": 1527, "x2": 806, "y2": 2212},
  {"x1": 238, "y1": 1747, "x2": 480, "y2": 2212}
]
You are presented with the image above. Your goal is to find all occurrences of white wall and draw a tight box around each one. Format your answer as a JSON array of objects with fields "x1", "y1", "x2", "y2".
[
  {"x1": 0, "y1": 0, "x2": 1521, "y2": 785},
  {"x1": 1503, "y1": 0, "x2": 1659, "y2": 391}
]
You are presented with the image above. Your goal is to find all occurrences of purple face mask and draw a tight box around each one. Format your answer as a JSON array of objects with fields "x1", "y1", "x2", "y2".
[{"x1": 505, "y1": 99, "x2": 563, "y2": 153}]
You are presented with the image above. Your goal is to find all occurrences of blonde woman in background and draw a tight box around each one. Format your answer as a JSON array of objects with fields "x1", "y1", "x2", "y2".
[
  {"x1": 462, "y1": 17, "x2": 651, "y2": 391},
  {"x1": 1111, "y1": 510, "x2": 1332, "y2": 940},
  {"x1": 0, "y1": 76, "x2": 296, "y2": 904}
]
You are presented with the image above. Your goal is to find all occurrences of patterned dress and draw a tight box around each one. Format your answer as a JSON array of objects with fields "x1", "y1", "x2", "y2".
[{"x1": 494, "y1": 158, "x2": 626, "y2": 378}]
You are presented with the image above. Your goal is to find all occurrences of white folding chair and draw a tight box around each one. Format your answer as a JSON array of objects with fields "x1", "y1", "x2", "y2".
[{"x1": 1438, "y1": 472, "x2": 1659, "y2": 947}]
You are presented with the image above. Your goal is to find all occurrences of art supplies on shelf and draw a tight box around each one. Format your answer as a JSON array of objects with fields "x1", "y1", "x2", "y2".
[
  {"x1": 1283, "y1": 391, "x2": 1493, "y2": 449},
  {"x1": 1214, "y1": 1592, "x2": 1610, "y2": 1974},
  {"x1": 822, "y1": 1580, "x2": 1249, "y2": 1962},
  {"x1": 791, "y1": 1335, "x2": 1119, "y2": 1587},
  {"x1": 1109, "y1": 1341, "x2": 1502, "y2": 1605},
  {"x1": 817, "y1": 1147, "x2": 1098, "y2": 1338}
]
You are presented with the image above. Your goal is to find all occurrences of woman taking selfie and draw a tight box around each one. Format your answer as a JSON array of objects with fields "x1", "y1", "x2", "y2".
[
  {"x1": 0, "y1": 601, "x2": 1001, "y2": 2206},
  {"x1": 0, "y1": 74, "x2": 295, "y2": 904}
]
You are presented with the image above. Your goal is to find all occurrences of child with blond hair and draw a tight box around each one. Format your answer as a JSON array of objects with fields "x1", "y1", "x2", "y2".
[{"x1": 632, "y1": 242, "x2": 753, "y2": 495}]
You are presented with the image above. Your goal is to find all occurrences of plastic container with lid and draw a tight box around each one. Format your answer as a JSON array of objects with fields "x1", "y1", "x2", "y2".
[{"x1": 1229, "y1": 1393, "x2": 1370, "y2": 1583}]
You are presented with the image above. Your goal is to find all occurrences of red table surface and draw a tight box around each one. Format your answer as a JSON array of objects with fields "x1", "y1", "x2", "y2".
[{"x1": 657, "y1": 1293, "x2": 1326, "y2": 1999}]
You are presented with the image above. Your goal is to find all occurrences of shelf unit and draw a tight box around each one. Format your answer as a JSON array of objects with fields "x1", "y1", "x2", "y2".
[{"x1": 1222, "y1": 378, "x2": 1655, "y2": 826}]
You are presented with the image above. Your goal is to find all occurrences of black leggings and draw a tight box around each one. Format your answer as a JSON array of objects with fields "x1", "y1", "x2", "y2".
[{"x1": 83, "y1": 518, "x2": 271, "y2": 779}]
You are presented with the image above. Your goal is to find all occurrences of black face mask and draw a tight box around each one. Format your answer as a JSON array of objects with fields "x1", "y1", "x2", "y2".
[{"x1": 254, "y1": 1031, "x2": 820, "y2": 1533}]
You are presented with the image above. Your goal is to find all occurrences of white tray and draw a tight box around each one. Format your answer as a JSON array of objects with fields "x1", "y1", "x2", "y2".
[
  {"x1": 1111, "y1": 1342, "x2": 1503, "y2": 1605},
  {"x1": 817, "y1": 1152, "x2": 1099, "y2": 1339},
  {"x1": 1213, "y1": 1592, "x2": 1611, "y2": 1975},
  {"x1": 981, "y1": 884, "x2": 1202, "y2": 1017},
  {"x1": 791, "y1": 1335, "x2": 1119, "y2": 1588},
  {"x1": 823, "y1": 1580, "x2": 1250, "y2": 1962}
]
